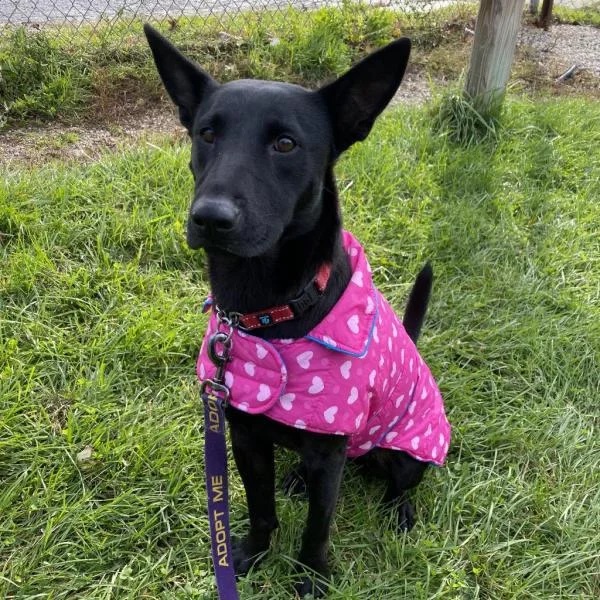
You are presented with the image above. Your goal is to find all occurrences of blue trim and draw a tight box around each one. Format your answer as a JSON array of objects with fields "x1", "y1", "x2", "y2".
[{"x1": 304, "y1": 287, "x2": 379, "y2": 358}]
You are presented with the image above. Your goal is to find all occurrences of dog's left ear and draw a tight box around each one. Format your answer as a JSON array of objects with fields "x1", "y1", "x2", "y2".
[
  {"x1": 143, "y1": 24, "x2": 218, "y2": 131},
  {"x1": 318, "y1": 38, "x2": 411, "y2": 155}
]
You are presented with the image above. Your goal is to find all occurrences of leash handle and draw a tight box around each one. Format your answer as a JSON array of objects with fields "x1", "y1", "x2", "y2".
[{"x1": 203, "y1": 391, "x2": 239, "y2": 600}]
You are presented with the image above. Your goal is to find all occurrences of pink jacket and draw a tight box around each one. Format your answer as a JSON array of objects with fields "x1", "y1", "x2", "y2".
[{"x1": 197, "y1": 231, "x2": 450, "y2": 465}]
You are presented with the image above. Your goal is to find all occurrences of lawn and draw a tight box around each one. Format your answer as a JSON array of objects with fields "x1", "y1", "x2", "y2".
[{"x1": 1, "y1": 97, "x2": 598, "y2": 599}]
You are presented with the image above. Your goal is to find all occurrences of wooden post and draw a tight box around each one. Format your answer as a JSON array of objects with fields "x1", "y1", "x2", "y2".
[
  {"x1": 538, "y1": 0, "x2": 554, "y2": 30},
  {"x1": 465, "y1": 0, "x2": 525, "y2": 116}
]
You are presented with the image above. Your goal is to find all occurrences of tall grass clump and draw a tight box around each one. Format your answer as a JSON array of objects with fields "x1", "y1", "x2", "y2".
[
  {"x1": 432, "y1": 89, "x2": 500, "y2": 146},
  {"x1": 0, "y1": 27, "x2": 90, "y2": 125}
]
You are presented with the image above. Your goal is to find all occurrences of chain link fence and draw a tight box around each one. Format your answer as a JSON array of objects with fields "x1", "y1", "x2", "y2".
[{"x1": 1, "y1": 1, "x2": 472, "y2": 35}]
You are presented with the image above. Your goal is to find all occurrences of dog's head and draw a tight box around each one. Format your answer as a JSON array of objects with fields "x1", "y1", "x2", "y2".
[{"x1": 144, "y1": 25, "x2": 410, "y2": 257}]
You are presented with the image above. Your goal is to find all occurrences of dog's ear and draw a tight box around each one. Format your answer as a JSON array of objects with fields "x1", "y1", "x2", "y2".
[
  {"x1": 143, "y1": 24, "x2": 217, "y2": 131},
  {"x1": 318, "y1": 38, "x2": 411, "y2": 154}
]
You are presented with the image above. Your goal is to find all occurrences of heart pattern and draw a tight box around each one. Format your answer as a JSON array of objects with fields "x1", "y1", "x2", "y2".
[
  {"x1": 347, "y1": 315, "x2": 359, "y2": 334},
  {"x1": 309, "y1": 376, "x2": 324, "y2": 394},
  {"x1": 340, "y1": 360, "x2": 352, "y2": 379},
  {"x1": 351, "y1": 270, "x2": 364, "y2": 287},
  {"x1": 324, "y1": 406, "x2": 338, "y2": 423},
  {"x1": 257, "y1": 384, "x2": 271, "y2": 402},
  {"x1": 297, "y1": 351, "x2": 313, "y2": 369},
  {"x1": 256, "y1": 344, "x2": 267, "y2": 359},
  {"x1": 347, "y1": 386, "x2": 358, "y2": 405},
  {"x1": 280, "y1": 393, "x2": 295, "y2": 411}
]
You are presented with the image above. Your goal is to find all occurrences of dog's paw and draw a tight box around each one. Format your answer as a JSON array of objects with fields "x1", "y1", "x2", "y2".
[
  {"x1": 282, "y1": 463, "x2": 308, "y2": 498},
  {"x1": 232, "y1": 536, "x2": 266, "y2": 576},
  {"x1": 394, "y1": 497, "x2": 416, "y2": 532}
]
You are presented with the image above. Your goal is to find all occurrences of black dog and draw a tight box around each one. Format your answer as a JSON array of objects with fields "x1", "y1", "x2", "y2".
[{"x1": 145, "y1": 26, "x2": 439, "y2": 597}]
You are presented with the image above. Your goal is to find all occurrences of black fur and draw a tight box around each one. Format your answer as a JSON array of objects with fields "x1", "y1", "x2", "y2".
[{"x1": 145, "y1": 25, "x2": 430, "y2": 597}]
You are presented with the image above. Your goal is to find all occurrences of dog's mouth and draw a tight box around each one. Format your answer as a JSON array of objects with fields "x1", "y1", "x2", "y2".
[{"x1": 186, "y1": 221, "x2": 282, "y2": 258}]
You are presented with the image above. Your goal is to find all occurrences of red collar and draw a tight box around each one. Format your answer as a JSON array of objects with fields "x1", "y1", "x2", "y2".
[{"x1": 222, "y1": 263, "x2": 332, "y2": 331}]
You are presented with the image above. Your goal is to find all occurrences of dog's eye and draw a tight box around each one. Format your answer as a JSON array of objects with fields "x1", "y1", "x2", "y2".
[
  {"x1": 274, "y1": 136, "x2": 296, "y2": 153},
  {"x1": 199, "y1": 128, "x2": 216, "y2": 144}
]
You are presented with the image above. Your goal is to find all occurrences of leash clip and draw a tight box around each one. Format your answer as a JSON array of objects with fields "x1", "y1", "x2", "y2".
[{"x1": 200, "y1": 308, "x2": 238, "y2": 406}]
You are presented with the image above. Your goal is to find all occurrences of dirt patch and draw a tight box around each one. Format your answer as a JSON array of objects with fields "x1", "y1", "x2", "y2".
[
  {"x1": 0, "y1": 106, "x2": 185, "y2": 167},
  {"x1": 1, "y1": 23, "x2": 598, "y2": 167}
]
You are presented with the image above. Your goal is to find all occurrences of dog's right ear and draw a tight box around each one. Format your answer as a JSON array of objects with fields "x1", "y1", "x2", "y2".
[{"x1": 143, "y1": 24, "x2": 217, "y2": 131}]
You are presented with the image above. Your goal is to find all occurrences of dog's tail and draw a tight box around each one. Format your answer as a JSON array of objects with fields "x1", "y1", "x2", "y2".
[{"x1": 402, "y1": 262, "x2": 433, "y2": 344}]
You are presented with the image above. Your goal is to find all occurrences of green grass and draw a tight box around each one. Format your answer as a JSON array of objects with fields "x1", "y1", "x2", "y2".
[
  {"x1": 1, "y1": 97, "x2": 599, "y2": 598},
  {"x1": 554, "y1": 3, "x2": 600, "y2": 27},
  {"x1": 0, "y1": 2, "x2": 479, "y2": 127}
]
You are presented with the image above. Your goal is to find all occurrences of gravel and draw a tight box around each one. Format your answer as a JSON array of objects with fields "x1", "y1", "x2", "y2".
[{"x1": 518, "y1": 24, "x2": 600, "y2": 77}]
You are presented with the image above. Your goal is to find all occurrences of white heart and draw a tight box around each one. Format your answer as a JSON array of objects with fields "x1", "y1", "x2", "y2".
[
  {"x1": 424, "y1": 424, "x2": 432, "y2": 437},
  {"x1": 244, "y1": 362, "x2": 256, "y2": 376},
  {"x1": 383, "y1": 378, "x2": 388, "y2": 392},
  {"x1": 238, "y1": 402, "x2": 249, "y2": 412},
  {"x1": 225, "y1": 371, "x2": 234, "y2": 388},
  {"x1": 369, "y1": 425, "x2": 381, "y2": 435},
  {"x1": 347, "y1": 315, "x2": 359, "y2": 334},
  {"x1": 280, "y1": 393, "x2": 295, "y2": 411},
  {"x1": 355, "y1": 412, "x2": 364, "y2": 428},
  {"x1": 408, "y1": 400, "x2": 416, "y2": 415},
  {"x1": 350, "y1": 247, "x2": 358, "y2": 257},
  {"x1": 411, "y1": 436, "x2": 420, "y2": 450},
  {"x1": 324, "y1": 406, "x2": 338, "y2": 423},
  {"x1": 295, "y1": 419, "x2": 306, "y2": 429},
  {"x1": 256, "y1": 344, "x2": 267, "y2": 359},
  {"x1": 373, "y1": 325, "x2": 379, "y2": 343},
  {"x1": 347, "y1": 387, "x2": 358, "y2": 405},
  {"x1": 199, "y1": 363, "x2": 206, "y2": 379},
  {"x1": 309, "y1": 376, "x2": 324, "y2": 394},
  {"x1": 409, "y1": 358, "x2": 414, "y2": 373},
  {"x1": 359, "y1": 441, "x2": 372, "y2": 450},
  {"x1": 432, "y1": 446, "x2": 438, "y2": 459},
  {"x1": 388, "y1": 338, "x2": 392, "y2": 352},
  {"x1": 366, "y1": 295, "x2": 374, "y2": 315},
  {"x1": 369, "y1": 370, "x2": 376, "y2": 387},
  {"x1": 392, "y1": 324, "x2": 398, "y2": 338},
  {"x1": 439, "y1": 433, "x2": 445, "y2": 447},
  {"x1": 340, "y1": 360, "x2": 352, "y2": 379},
  {"x1": 257, "y1": 384, "x2": 271, "y2": 402},
  {"x1": 391, "y1": 362, "x2": 397, "y2": 378},
  {"x1": 351, "y1": 270, "x2": 363, "y2": 287},
  {"x1": 296, "y1": 350, "x2": 313, "y2": 369},
  {"x1": 322, "y1": 335, "x2": 337, "y2": 347},
  {"x1": 388, "y1": 416, "x2": 399, "y2": 429},
  {"x1": 409, "y1": 383, "x2": 415, "y2": 397},
  {"x1": 395, "y1": 394, "x2": 405, "y2": 408},
  {"x1": 379, "y1": 354, "x2": 384, "y2": 368},
  {"x1": 400, "y1": 348, "x2": 405, "y2": 365},
  {"x1": 385, "y1": 431, "x2": 398, "y2": 443},
  {"x1": 279, "y1": 338, "x2": 293, "y2": 344},
  {"x1": 404, "y1": 418, "x2": 414, "y2": 431},
  {"x1": 421, "y1": 387, "x2": 428, "y2": 400}
]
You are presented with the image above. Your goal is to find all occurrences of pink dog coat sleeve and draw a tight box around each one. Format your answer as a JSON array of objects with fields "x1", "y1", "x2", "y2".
[{"x1": 198, "y1": 231, "x2": 451, "y2": 465}]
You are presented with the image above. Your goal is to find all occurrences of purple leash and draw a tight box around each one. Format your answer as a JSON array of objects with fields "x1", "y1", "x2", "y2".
[{"x1": 200, "y1": 317, "x2": 240, "y2": 600}]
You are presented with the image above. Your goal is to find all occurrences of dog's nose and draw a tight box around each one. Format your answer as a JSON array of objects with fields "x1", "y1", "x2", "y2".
[{"x1": 190, "y1": 198, "x2": 240, "y2": 234}]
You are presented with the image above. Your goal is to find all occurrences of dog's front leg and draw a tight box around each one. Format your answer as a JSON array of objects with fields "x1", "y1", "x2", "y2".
[
  {"x1": 296, "y1": 435, "x2": 347, "y2": 598},
  {"x1": 229, "y1": 421, "x2": 278, "y2": 576}
]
